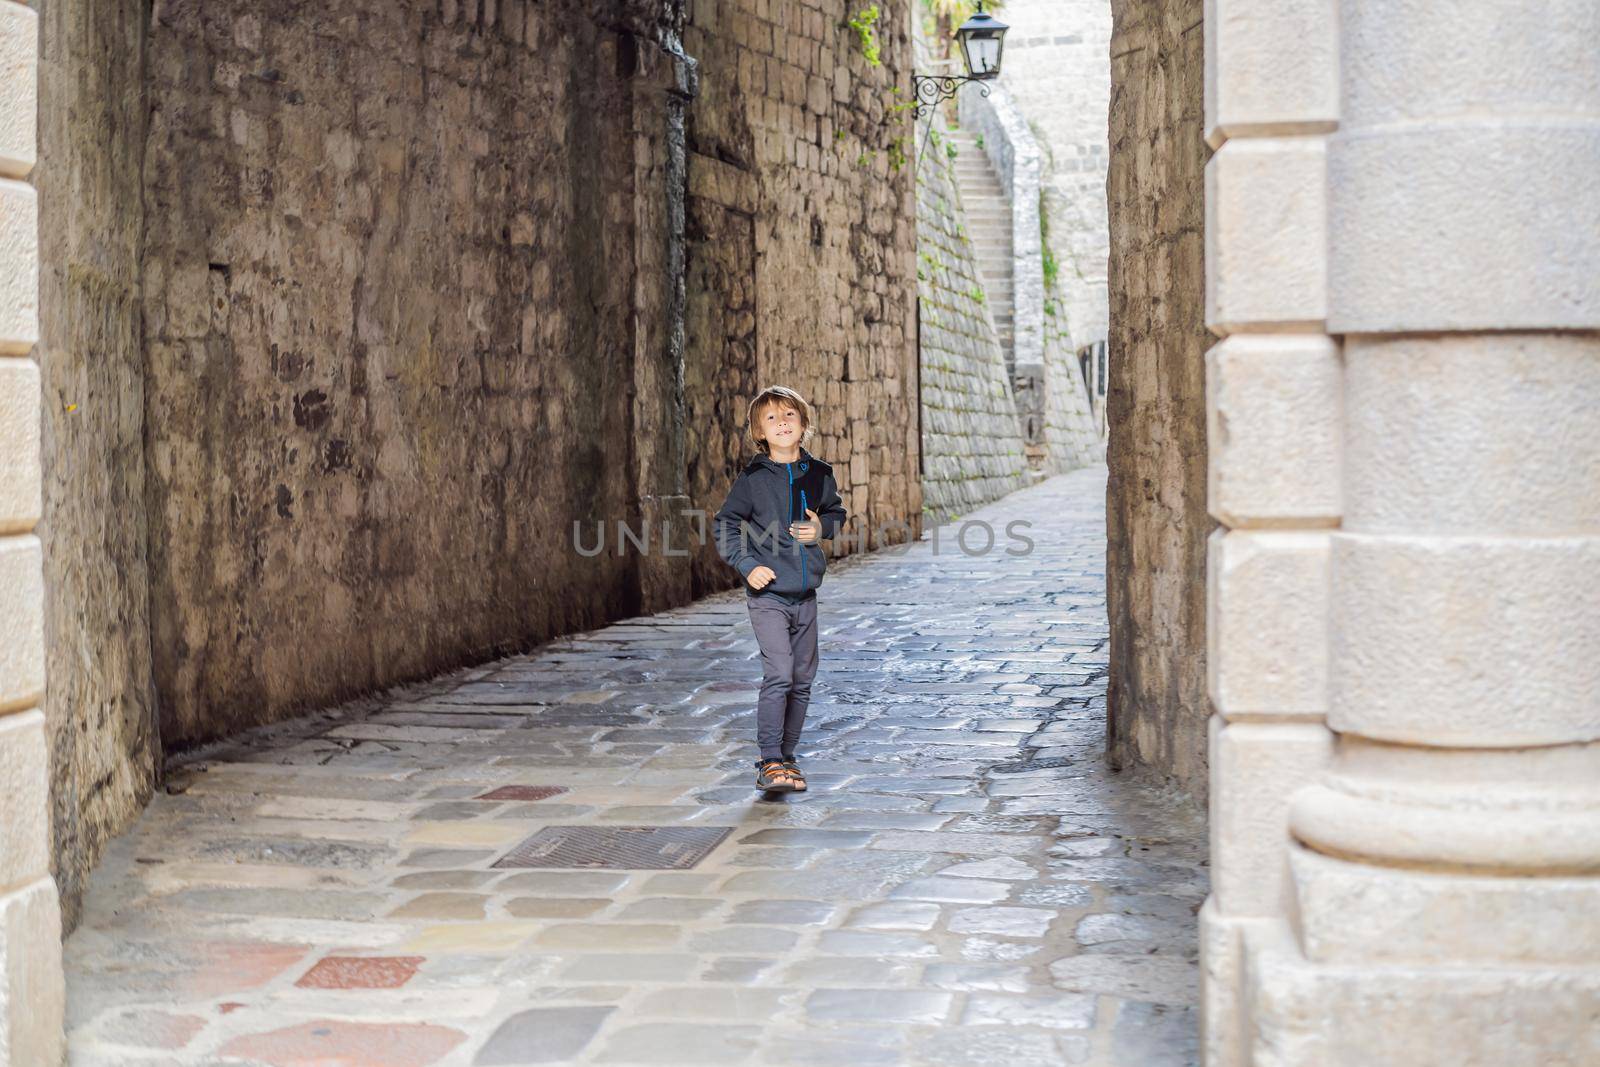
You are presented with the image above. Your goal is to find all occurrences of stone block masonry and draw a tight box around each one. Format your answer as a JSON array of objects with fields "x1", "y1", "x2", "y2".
[
  {"x1": 683, "y1": 0, "x2": 921, "y2": 560},
  {"x1": 1105, "y1": 0, "x2": 1212, "y2": 801},
  {"x1": 35, "y1": 0, "x2": 160, "y2": 935},
  {"x1": 138, "y1": 1, "x2": 649, "y2": 750},
  {"x1": 0, "y1": 0, "x2": 65, "y2": 1061},
  {"x1": 993, "y1": 0, "x2": 1113, "y2": 357},
  {"x1": 1202, "y1": 3, "x2": 1600, "y2": 1064},
  {"x1": 32, "y1": 0, "x2": 929, "y2": 931},
  {"x1": 955, "y1": 81, "x2": 1103, "y2": 478},
  {"x1": 914, "y1": 117, "x2": 1030, "y2": 522}
]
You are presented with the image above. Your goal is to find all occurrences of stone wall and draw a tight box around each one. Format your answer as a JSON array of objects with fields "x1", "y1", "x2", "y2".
[
  {"x1": 1201, "y1": 4, "x2": 1600, "y2": 1062},
  {"x1": 956, "y1": 83, "x2": 1103, "y2": 478},
  {"x1": 1040, "y1": 302, "x2": 1103, "y2": 473},
  {"x1": 30, "y1": 0, "x2": 925, "y2": 926},
  {"x1": 0, "y1": 0, "x2": 65, "y2": 1058},
  {"x1": 139, "y1": 1, "x2": 657, "y2": 748},
  {"x1": 683, "y1": 0, "x2": 921, "y2": 554},
  {"x1": 1105, "y1": 0, "x2": 1211, "y2": 799},
  {"x1": 34, "y1": 0, "x2": 158, "y2": 934},
  {"x1": 994, "y1": 0, "x2": 1112, "y2": 355},
  {"x1": 915, "y1": 118, "x2": 1029, "y2": 521}
]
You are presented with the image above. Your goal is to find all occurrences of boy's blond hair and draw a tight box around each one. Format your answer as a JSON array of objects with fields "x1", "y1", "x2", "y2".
[{"x1": 746, "y1": 385, "x2": 815, "y2": 454}]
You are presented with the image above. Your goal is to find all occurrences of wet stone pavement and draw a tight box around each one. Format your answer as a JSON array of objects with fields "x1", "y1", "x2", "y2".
[{"x1": 64, "y1": 466, "x2": 1206, "y2": 1066}]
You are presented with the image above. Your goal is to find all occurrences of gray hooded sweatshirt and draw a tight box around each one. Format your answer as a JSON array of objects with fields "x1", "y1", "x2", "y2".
[{"x1": 713, "y1": 448, "x2": 848, "y2": 601}]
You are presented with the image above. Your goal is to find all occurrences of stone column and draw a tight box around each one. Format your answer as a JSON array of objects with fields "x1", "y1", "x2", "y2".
[
  {"x1": 1204, "y1": 1, "x2": 1600, "y2": 1064},
  {"x1": 0, "y1": 1, "x2": 64, "y2": 1062}
]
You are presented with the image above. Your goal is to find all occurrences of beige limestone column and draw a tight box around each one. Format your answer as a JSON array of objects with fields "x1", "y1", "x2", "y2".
[
  {"x1": 1205, "y1": 2, "x2": 1600, "y2": 1064},
  {"x1": 0, "y1": 1, "x2": 62, "y2": 1063}
]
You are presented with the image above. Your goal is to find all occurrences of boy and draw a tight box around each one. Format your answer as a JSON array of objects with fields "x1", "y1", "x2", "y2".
[{"x1": 713, "y1": 386, "x2": 848, "y2": 794}]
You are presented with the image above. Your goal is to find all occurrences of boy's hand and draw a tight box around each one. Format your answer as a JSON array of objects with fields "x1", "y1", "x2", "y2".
[
  {"x1": 789, "y1": 508, "x2": 822, "y2": 545},
  {"x1": 747, "y1": 566, "x2": 777, "y2": 590}
]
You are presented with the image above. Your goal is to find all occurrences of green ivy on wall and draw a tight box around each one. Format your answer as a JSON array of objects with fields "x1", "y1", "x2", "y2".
[{"x1": 847, "y1": 6, "x2": 882, "y2": 67}]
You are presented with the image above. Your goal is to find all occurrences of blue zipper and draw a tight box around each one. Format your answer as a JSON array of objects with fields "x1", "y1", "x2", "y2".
[
  {"x1": 786, "y1": 462, "x2": 807, "y2": 591},
  {"x1": 800, "y1": 488, "x2": 808, "y2": 590}
]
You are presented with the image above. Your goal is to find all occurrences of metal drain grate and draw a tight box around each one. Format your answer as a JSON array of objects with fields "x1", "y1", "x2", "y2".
[
  {"x1": 492, "y1": 826, "x2": 733, "y2": 870},
  {"x1": 476, "y1": 785, "x2": 569, "y2": 802}
]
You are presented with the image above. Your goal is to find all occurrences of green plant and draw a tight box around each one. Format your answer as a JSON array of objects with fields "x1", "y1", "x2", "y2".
[
  {"x1": 847, "y1": 6, "x2": 882, "y2": 67},
  {"x1": 968, "y1": 285, "x2": 986, "y2": 304},
  {"x1": 945, "y1": 140, "x2": 958, "y2": 161},
  {"x1": 888, "y1": 136, "x2": 909, "y2": 172},
  {"x1": 975, "y1": 133, "x2": 985, "y2": 150},
  {"x1": 1039, "y1": 186, "x2": 1059, "y2": 289}
]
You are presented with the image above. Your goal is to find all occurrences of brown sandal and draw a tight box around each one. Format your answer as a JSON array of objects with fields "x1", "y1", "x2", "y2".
[
  {"x1": 781, "y1": 759, "x2": 807, "y2": 792},
  {"x1": 756, "y1": 759, "x2": 797, "y2": 792}
]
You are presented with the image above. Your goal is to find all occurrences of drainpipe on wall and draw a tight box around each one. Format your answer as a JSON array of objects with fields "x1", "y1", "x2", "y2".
[{"x1": 623, "y1": 27, "x2": 699, "y2": 614}]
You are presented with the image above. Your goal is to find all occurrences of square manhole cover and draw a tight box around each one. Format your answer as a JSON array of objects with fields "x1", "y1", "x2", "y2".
[
  {"x1": 476, "y1": 785, "x2": 569, "y2": 802},
  {"x1": 492, "y1": 826, "x2": 733, "y2": 870}
]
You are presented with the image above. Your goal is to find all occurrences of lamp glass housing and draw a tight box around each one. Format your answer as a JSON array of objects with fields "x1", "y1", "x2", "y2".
[{"x1": 957, "y1": 7, "x2": 1008, "y2": 79}]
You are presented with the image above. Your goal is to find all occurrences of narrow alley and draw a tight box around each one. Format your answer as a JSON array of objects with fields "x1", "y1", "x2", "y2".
[{"x1": 63, "y1": 466, "x2": 1204, "y2": 1067}]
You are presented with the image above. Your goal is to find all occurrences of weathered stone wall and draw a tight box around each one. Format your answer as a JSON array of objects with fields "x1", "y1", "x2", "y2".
[
  {"x1": 683, "y1": 0, "x2": 921, "y2": 553},
  {"x1": 996, "y1": 0, "x2": 1112, "y2": 355},
  {"x1": 59, "y1": 0, "x2": 712, "y2": 764},
  {"x1": 955, "y1": 83, "x2": 1103, "y2": 478},
  {"x1": 915, "y1": 120, "x2": 1029, "y2": 521},
  {"x1": 1040, "y1": 304, "x2": 1103, "y2": 473},
  {"x1": 31, "y1": 0, "x2": 927, "y2": 924},
  {"x1": 138, "y1": 1, "x2": 675, "y2": 748},
  {"x1": 34, "y1": 0, "x2": 158, "y2": 934},
  {"x1": 1105, "y1": 0, "x2": 1211, "y2": 799}
]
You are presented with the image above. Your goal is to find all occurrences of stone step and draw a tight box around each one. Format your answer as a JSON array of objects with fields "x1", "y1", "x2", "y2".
[{"x1": 947, "y1": 121, "x2": 1016, "y2": 364}]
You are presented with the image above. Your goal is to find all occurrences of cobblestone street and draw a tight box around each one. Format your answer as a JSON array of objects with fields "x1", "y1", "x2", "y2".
[{"x1": 63, "y1": 466, "x2": 1204, "y2": 1066}]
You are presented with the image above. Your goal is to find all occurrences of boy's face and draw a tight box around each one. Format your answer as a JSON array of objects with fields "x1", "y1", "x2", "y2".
[{"x1": 755, "y1": 401, "x2": 805, "y2": 450}]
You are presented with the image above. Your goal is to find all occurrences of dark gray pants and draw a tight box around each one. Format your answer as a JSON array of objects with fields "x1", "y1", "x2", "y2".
[{"x1": 747, "y1": 595, "x2": 819, "y2": 761}]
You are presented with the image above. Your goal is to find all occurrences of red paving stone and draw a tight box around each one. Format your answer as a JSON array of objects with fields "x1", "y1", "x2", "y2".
[
  {"x1": 296, "y1": 956, "x2": 426, "y2": 990},
  {"x1": 219, "y1": 1019, "x2": 466, "y2": 1067},
  {"x1": 100, "y1": 1009, "x2": 207, "y2": 1050},
  {"x1": 475, "y1": 784, "x2": 568, "y2": 802},
  {"x1": 180, "y1": 941, "x2": 308, "y2": 999}
]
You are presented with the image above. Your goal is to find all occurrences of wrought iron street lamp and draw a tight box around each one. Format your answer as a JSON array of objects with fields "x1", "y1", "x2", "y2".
[{"x1": 912, "y1": 3, "x2": 1010, "y2": 120}]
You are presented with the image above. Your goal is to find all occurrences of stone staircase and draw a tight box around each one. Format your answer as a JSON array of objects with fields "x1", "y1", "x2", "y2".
[{"x1": 946, "y1": 126, "x2": 1015, "y2": 371}]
